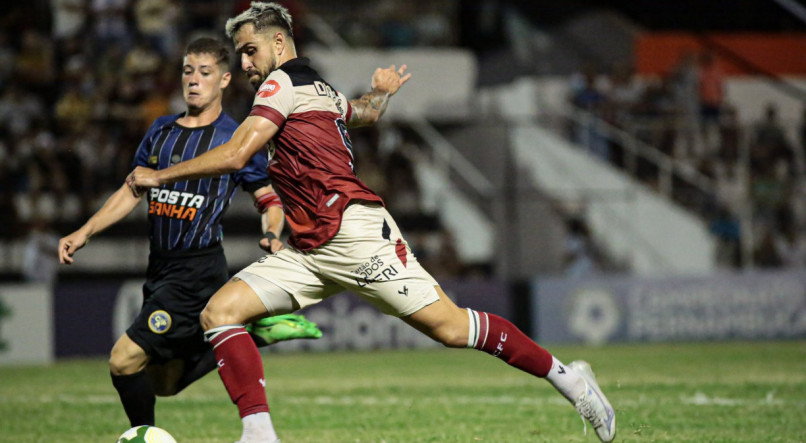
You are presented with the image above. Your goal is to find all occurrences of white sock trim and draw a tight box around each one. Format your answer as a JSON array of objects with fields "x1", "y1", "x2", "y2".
[
  {"x1": 466, "y1": 308, "x2": 479, "y2": 348},
  {"x1": 204, "y1": 324, "x2": 244, "y2": 343},
  {"x1": 479, "y1": 312, "x2": 489, "y2": 349}
]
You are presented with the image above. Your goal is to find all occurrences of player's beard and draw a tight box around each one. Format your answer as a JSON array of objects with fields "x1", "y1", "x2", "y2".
[
  {"x1": 248, "y1": 57, "x2": 276, "y2": 90},
  {"x1": 247, "y1": 70, "x2": 264, "y2": 90}
]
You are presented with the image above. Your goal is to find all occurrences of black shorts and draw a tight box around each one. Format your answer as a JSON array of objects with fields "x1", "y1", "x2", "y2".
[{"x1": 126, "y1": 243, "x2": 229, "y2": 363}]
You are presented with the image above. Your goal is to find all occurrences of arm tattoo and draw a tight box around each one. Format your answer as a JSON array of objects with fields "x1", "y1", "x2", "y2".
[{"x1": 350, "y1": 90, "x2": 390, "y2": 126}]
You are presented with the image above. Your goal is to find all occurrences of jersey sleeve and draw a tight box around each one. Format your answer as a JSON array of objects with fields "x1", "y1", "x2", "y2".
[
  {"x1": 249, "y1": 71, "x2": 295, "y2": 127},
  {"x1": 131, "y1": 119, "x2": 161, "y2": 168},
  {"x1": 236, "y1": 149, "x2": 271, "y2": 193},
  {"x1": 336, "y1": 90, "x2": 352, "y2": 122}
]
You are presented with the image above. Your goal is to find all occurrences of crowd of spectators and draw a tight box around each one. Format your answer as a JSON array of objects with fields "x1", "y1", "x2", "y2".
[
  {"x1": 567, "y1": 53, "x2": 806, "y2": 270},
  {"x1": 1, "y1": 1, "x2": 243, "y2": 237},
  {"x1": 14, "y1": 1, "x2": 802, "y2": 277},
  {"x1": 0, "y1": 1, "x2": 468, "y2": 278}
]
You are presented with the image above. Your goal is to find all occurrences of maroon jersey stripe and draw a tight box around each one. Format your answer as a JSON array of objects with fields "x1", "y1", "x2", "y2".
[{"x1": 250, "y1": 105, "x2": 286, "y2": 127}]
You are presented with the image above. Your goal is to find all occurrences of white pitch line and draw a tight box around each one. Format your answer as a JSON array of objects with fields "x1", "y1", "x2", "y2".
[
  {"x1": 1, "y1": 392, "x2": 803, "y2": 408},
  {"x1": 680, "y1": 391, "x2": 789, "y2": 407}
]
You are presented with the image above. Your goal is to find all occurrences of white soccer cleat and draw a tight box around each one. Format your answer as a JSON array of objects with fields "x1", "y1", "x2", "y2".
[{"x1": 568, "y1": 360, "x2": 616, "y2": 442}]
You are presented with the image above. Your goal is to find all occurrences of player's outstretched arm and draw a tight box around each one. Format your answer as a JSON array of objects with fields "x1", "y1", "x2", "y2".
[
  {"x1": 58, "y1": 183, "x2": 143, "y2": 264},
  {"x1": 253, "y1": 185, "x2": 285, "y2": 253},
  {"x1": 126, "y1": 116, "x2": 280, "y2": 194},
  {"x1": 347, "y1": 64, "x2": 411, "y2": 128}
]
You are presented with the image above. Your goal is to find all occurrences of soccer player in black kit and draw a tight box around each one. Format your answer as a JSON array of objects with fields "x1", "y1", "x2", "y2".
[{"x1": 58, "y1": 37, "x2": 320, "y2": 428}]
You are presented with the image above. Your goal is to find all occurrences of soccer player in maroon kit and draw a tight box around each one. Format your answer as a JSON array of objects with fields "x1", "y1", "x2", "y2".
[{"x1": 127, "y1": 2, "x2": 616, "y2": 442}]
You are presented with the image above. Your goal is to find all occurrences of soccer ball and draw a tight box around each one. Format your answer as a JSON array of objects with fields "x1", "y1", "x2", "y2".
[{"x1": 116, "y1": 425, "x2": 177, "y2": 443}]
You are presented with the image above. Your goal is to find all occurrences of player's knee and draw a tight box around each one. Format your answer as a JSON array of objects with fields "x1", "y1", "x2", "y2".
[
  {"x1": 109, "y1": 348, "x2": 145, "y2": 376},
  {"x1": 200, "y1": 302, "x2": 237, "y2": 331},
  {"x1": 201, "y1": 289, "x2": 254, "y2": 330},
  {"x1": 108, "y1": 353, "x2": 126, "y2": 376},
  {"x1": 109, "y1": 336, "x2": 148, "y2": 376},
  {"x1": 200, "y1": 306, "x2": 216, "y2": 331}
]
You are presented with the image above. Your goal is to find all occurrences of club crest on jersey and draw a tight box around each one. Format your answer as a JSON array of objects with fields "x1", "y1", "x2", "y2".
[
  {"x1": 257, "y1": 80, "x2": 281, "y2": 98},
  {"x1": 148, "y1": 310, "x2": 172, "y2": 334}
]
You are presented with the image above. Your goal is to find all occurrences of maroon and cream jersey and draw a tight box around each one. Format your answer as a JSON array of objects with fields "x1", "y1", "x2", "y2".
[{"x1": 249, "y1": 57, "x2": 383, "y2": 250}]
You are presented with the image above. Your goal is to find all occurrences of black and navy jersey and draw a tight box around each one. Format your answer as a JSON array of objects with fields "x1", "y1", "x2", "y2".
[{"x1": 132, "y1": 112, "x2": 269, "y2": 252}]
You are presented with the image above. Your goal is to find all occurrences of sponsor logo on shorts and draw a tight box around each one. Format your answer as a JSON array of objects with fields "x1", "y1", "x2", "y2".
[
  {"x1": 148, "y1": 310, "x2": 172, "y2": 334},
  {"x1": 148, "y1": 188, "x2": 205, "y2": 221},
  {"x1": 352, "y1": 255, "x2": 400, "y2": 288}
]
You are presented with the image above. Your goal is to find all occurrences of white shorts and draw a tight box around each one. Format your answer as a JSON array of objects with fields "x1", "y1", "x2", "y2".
[{"x1": 236, "y1": 203, "x2": 440, "y2": 317}]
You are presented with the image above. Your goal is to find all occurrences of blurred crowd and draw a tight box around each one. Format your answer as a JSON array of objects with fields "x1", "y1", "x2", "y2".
[
  {"x1": 1, "y1": 0, "x2": 263, "y2": 237},
  {"x1": 0, "y1": 1, "x2": 466, "y2": 277},
  {"x1": 9, "y1": 0, "x2": 800, "y2": 277},
  {"x1": 568, "y1": 52, "x2": 806, "y2": 269}
]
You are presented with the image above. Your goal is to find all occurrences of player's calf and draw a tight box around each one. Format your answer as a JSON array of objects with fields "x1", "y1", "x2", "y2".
[
  {"x1": 147, "y1": 359, "x2": 185, "y2": 397},
  {"x1": 403, "y1": 288, "x2": 470, "y2": 348}
]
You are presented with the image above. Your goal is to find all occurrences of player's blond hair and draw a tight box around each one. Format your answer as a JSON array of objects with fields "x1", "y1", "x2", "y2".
[{"x1": 225, "y1": 2, "x2": 294, "y2": 40}]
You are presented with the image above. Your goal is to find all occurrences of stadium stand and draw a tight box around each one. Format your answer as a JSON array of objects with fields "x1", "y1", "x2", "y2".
[{"x1": 1, "y1": 0, "x2": 805, "y2": 282}]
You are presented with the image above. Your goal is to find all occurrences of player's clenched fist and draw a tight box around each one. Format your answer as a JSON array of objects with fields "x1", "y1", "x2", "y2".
[{"x1": 126, "y1": 166, "x2": 160, "y2": 197}]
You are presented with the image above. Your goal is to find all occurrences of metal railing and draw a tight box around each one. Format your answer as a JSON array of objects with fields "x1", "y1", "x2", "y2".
[
  {"x1": 564, "y1": 108, "x2": 718, "y2": 197},
  {"x1": 405, "y1": 117, "x2": 496, "y2": 201},
  {"x1": 556, "y1": 108, "x2": 806, "y2": 269}
]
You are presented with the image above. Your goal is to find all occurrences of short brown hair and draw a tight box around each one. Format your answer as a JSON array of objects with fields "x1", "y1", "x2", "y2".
[{"x1": 185, "y1": 37, "x2": 230, "y2": 70}]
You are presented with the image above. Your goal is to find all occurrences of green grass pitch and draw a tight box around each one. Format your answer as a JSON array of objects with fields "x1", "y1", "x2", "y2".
[{"x1": 1, "y1": 341, "x2": 804, "y2": 442}]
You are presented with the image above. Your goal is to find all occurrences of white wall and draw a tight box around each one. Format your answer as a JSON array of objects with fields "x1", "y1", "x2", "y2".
[
  {"x1": 512, "y1": 124, "x2": 717, "y2": 275},
  {"x1": 304, "y1": 48, "x2": 477, "y2": 121},
  {"x1": 725, "y1": 77, "x2": 806, "y2": 125},
  {"x1": 413, "y1": 155, "x2": 494, "y2": 263},
  {"x1": 496, "y1": 75, "x2": 806, "y2": 127}
]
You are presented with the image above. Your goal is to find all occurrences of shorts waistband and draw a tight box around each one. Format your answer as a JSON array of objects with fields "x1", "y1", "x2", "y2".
[{"x1": 149, "y1": 242, "x2": 223, "y2": 259}]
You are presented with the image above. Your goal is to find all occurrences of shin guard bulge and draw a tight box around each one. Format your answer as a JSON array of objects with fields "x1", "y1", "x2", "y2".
[{"x1": 207, "y1": 326, "x2": 270, "y2": 418}]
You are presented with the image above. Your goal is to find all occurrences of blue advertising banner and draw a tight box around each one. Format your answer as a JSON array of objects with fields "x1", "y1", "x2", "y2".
[
  {"x1": 532, "y1": 271, "x2": 806, "y2": 344},
  {"x1": 53, "y1": 278, "x2": 512, "y2": 357},
  {"x1": 54, "y1": 281, "x2": 122, "y2": 358}
]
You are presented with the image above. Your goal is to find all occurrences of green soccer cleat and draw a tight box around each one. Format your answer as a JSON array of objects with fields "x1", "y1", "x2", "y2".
[{"x1": 246, "y1": 314, "x2": 323, "y2": 347}]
